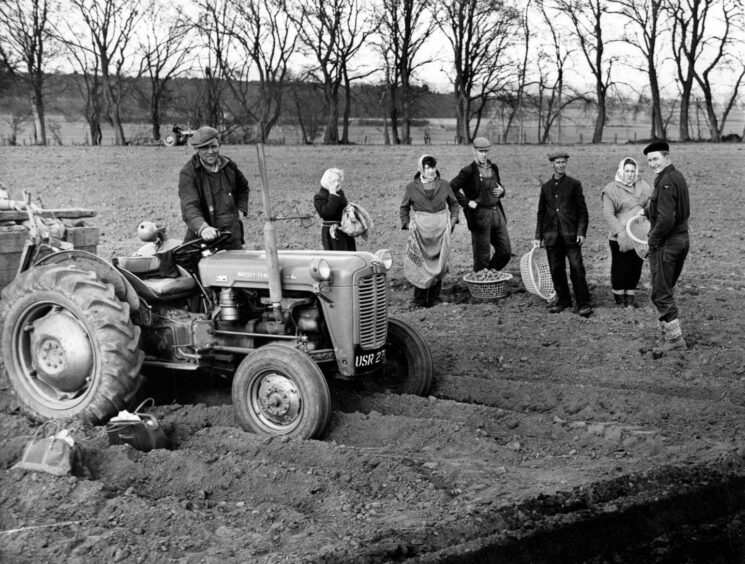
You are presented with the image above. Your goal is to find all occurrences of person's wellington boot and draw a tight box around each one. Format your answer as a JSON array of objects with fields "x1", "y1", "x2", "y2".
[
  {"x1": 625, "y1": 295, "x2": 636, "y2": 309},
  {"x1": 654, "y1": 320, "x2": 687, "y2": 354}
]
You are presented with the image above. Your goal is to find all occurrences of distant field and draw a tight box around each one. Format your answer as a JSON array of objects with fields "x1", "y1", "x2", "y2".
[{"x1": 3, "y1": 109, "x2": 743, "y2": 147}]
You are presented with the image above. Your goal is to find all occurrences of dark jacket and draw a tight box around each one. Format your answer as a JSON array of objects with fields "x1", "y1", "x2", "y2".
[
  {"x1": 313, "y1": 187, "x2": 356, "y2": 251},
  {"x1": 399, "y1": 177, "x2": 460, "y2": 228},
  {"x1": 644, "y1": 164, "x2": 690, "y2": 248},
  {"x1": 535, "y1": 174, "x2": 588, "y2": 245},
  {"x1": 178, "y1": 154, "x2": 249, "y2": 247},
  {"x1": 450, "y1": 160, "x2": 505, "y2": 230}
]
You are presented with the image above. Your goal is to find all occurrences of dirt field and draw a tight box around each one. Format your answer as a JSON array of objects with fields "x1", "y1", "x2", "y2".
[{"x1": 1, "y1": 143, "x2": 745, "y2": 563}]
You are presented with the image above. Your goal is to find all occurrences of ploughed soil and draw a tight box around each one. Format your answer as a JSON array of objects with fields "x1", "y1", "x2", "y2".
[{"x1": 1, "y1": 143, "x2": 745, "y2": 563}]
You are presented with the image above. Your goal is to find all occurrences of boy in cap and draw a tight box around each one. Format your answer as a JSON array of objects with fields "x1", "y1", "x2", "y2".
[
  {"x1": 533, "y1": 152, "x2": 593, "y2": 316},
  {"x1": 178, "y1": 126, "x2": 249, "y2": 250},
  {"x1": 450, "y1": 136, "x2": 512, "y2": 272},
  {"x1": 640, "y1": 140, "x2": 690, "y2": 352}
]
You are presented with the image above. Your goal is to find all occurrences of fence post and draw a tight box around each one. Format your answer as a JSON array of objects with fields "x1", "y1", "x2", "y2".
[
  {"x1": 614, "y1": 133, "x2": 618, "y2": 144},
  {"x1": 579, "y1": 133, "x2": 584, "y2": 144}
]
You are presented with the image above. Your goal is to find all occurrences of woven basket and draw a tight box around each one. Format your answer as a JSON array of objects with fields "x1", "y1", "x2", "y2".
[
  {"x1": 463, "y1": 271, "x2": 513, "y2": 299},
  {"x1": 519, "y1": 244, "x2": 556, "y2": 301},
  {"x1": 626, "y1": 215, "x2": 651, "y2": 260}
]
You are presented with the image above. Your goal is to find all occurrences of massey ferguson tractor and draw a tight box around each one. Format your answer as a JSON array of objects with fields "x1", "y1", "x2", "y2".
[{"x1": 0, "y1": 146, "x2": 433, "y2": 440}]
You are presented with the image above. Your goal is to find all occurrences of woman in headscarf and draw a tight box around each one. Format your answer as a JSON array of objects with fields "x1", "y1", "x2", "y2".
[
  {"x1": 601, "y1": 157, "x2": 652, "y2": 308},
  {"x1": 400, "y1": 155, "x2": 461, "y2": 308},
  {"x1": 313, "y1": 168, "x2": 356, "y2": 251}
]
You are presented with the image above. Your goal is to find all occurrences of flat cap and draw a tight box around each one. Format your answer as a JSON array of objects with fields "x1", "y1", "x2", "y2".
[
  {"x1": 472, "y1": 137, "x2": 490, "y2": 149},
  {"x1": 643, "y1": 140, "x2": 670, "y2": 155},
  {"x1": 548, "y1": 151, "x2": 570, "y2": 161},
  {"x1": 189, "y1": 126, "x2": 219, "y2": 148}
]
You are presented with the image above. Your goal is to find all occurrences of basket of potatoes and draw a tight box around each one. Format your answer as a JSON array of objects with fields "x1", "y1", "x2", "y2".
[{"x1": 463, "y1": 269, "x2": 513, "y2": 299}]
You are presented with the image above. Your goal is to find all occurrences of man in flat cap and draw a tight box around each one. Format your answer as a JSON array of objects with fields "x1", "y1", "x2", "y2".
[
  {"x1": 533, "y1": 152, "x2": 593, "y2": 316},
  {"x1": 450, "y1": 136, "x2": 512, "y2": 273},
  {"x1": 178, "y1": 126, "x2": 249, "y2": 251},
  {"x1": 640, "y1": 140, "x2": 690, "y2": 352}
]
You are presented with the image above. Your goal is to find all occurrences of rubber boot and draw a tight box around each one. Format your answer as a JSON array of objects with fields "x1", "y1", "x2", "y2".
[
  {"x1": 625, "y1": 294, "x2": 636, "y2": 309},
  {"x1": 655, "y1": 319, "x2": 687, "y2": 354},
  {"x1": 613, "y1": 293, "x2": 624, "y2": 308}
]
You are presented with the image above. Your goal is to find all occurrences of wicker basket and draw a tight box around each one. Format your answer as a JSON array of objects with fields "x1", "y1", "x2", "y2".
[
  {"x1": 626, "y1": 215, "x2": 651, "y2": 260},
  {"x1": 463, "y1": 271, "x2": 513, "y2": 299},
  {"x1": 519, "y1": 244, "x2": 556, "y2": 301}
]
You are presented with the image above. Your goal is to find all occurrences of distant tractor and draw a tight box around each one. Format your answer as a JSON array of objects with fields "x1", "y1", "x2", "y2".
[
  {"x1": 0, "y1": 147, "x2": 434, "y2": 439},
  {"x1": 162, "y1": 125, "x2": 194, "y2": 147}
]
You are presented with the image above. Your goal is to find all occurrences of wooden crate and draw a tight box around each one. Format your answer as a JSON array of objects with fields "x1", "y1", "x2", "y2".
[{"x1": 0, "y1": 226, "x2": 100, "y2": 292}]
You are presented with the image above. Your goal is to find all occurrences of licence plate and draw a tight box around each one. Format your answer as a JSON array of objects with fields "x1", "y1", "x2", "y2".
[{"x1": 354, "y1": 347, "x2": 386, "y2": 370}]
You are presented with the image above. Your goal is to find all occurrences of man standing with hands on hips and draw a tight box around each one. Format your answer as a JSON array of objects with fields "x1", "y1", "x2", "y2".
[
  {"x1": 178, "y1": 126, "x2": 249, "y2": 251},
  {"x1": 533, "y1": 151, "x2": 593, "y2": 317},
  {"x1": 450, "y1": 136, "x2": 512, "y2": 273},
  {"x1": 640, "y1": 140, "x2": 690, "y2": 352}
]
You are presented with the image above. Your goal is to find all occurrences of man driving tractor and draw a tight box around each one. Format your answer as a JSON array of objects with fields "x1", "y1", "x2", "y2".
[{"x1": 178, "y1": 126, "x2": 250, "y2": 251}]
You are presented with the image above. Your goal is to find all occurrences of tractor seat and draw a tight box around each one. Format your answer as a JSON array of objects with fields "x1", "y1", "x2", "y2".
[{"x1": 116, "y1": 255, "x2": 197, "y2": 301}]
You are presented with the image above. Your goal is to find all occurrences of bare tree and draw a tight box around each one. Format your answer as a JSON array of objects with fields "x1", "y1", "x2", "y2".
[
  {"x1": 667, "y1": 0, "x2": 713, "y2": 142},
  {"x1": 375, "y1": 0, "x2": 436, "y2": 145},
  {"x1": 67, "y1": 0, "x2": 142, "y2": 145},
  {"x1": 501, "y1": 0, "x2": 532, "y2": 144},
  {"x1": 56, "y1": 21, "x2": 104, "y2": 145},
  {"x1": 530, "y1": 0, "x2": 590, "y2": 144},
  {"x1": 436, "y1": 0, "x2": 521, "y2": 144},
  {"x1": 691, "y1": 0, "x2": 744, "y2": 140},
  {"x1": 136, "y1": 0, "x2": 193, "y2": 142},
  {"x1": 0, "y1": 0, "x2": 55, "y2": 145},
  {"x1": 554, "y1": 0, "x2": 616, "y2": 144},
  {"x1": 609, "y1": 0, "x2": 668, "y2": 140},
  {"x1": 193, "y1": 0, "x2": 298, "y2": 142},
  {"x1": 291, "y1": 0, "x2": 374, "y2": 145}
]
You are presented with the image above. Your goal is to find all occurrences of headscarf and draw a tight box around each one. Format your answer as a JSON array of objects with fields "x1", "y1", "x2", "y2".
[
  {"x1": 417, "y1": 155, "x2": 438, "y2": 184},
  {"x1": 614, "y1": 158, "x2": 640, "y2": 187},
  {"x1": 320, "y1": 168, "x2": 344, "y2": 190}
]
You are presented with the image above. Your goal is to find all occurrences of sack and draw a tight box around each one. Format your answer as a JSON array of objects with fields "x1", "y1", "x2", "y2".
[
  {"x1": 12, "y1": 421, "x2": 76, "y2": 476},
  {"x1": 339, "y1": 203, "x2": 374, "y2": 240},
  {"x1": 23, "y1": 216, "x2": 66, "y2": 239},
  {"x1": 106, "y1": 398, "x2": 170, "y2": 452}
]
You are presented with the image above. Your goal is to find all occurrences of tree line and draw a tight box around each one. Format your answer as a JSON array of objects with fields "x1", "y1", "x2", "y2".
[{"x1": 1, "y1": 0, "x2": 743, "y2": 147}]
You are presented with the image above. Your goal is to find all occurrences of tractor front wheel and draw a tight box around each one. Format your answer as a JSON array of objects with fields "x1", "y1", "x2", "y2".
[
  {"x1": 232, "y1": 345, "x2": 331, "y2": 440},
  {"x1": 0, "y1": 265, "x2": 144, "y2": 423},
  {"x1": 362, "y1": 317, "x2": 433, "y2": 396}
]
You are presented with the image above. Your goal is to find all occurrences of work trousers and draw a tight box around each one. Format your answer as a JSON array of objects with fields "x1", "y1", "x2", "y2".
[
  {"x1": 609, "y1": 240, "x2": 644, "y2": 292},
  {"x1": 469, "y1": 207, "x2": 511, "y2": 272},
  {"x1": 648, "y1": 233, "x2": 689, "y2": 322},
  {"x1": 546, "y1": 238, "x2": 591, "y2": 309}
]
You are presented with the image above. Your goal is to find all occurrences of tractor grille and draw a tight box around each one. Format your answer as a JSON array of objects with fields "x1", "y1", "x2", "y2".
[{"x1": 358, "y1": 273, "x2": 388, "y2": 349}]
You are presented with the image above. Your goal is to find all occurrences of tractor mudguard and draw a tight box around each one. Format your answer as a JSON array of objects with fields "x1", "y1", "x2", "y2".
[{"x1": 34, "y1": 249, "x2": 140, "y2": 312}]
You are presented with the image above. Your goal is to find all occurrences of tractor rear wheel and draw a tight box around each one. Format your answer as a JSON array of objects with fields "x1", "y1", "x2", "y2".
[
  {"x1": 362, "y1": 317, "x2": 433, "y2": 396},
  {"x1": 232, "y1": 344, "x2": 331, "y2": 440},
  {"x1": 163, "y1": 133, "x2": 177, "y2": 147},
  {"x1": 0, "y1": 265, "x2": 144, "y2": 423}
]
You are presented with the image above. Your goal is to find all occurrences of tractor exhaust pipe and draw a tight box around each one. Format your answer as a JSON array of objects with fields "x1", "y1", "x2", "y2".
[{"x1": 255, "y1": 143, "x2": 283, "y2": 318}]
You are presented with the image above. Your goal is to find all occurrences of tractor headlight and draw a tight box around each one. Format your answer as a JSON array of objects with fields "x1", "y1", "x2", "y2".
[
  {"x1": 375, "y1": 249, "x2": 393, "y2": 270},
  {"x1": 310, "y1": 257, "x2": 331, "y2": 281}
]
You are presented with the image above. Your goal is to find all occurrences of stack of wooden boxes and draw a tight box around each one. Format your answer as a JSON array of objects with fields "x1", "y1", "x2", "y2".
[{"x1": 0, "y1": 209, "x2": 99, "y2": 292}]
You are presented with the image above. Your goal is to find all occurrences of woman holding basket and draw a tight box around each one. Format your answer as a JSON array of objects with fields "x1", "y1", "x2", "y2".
[{"x1": 601, "y1": 157, "x2": 652, "y2": 308}]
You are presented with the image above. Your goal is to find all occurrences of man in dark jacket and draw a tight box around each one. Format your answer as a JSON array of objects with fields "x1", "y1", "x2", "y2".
[
  {"x1": 178, "y1": 126, "x2": 249, "y2": 251},
  {"x1": 533, "y1": 152, "x2": 592, "y2": 316},
  {"x1": 450, "y1": 137, "x2": 511, "y2": 272},
  {"x1": 641, "y1": 140, "x2": 690, "y2": 352}
]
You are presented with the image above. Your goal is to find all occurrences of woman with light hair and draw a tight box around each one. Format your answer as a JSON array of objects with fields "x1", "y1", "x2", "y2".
[{"x1": 313, "y1": 168, "x2": 356, "y2": 251}]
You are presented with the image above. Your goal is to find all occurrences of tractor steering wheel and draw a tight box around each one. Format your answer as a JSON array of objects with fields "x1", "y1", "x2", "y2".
[{"x1": 169, "y1": 231, "x2": 232, "y2": 264}]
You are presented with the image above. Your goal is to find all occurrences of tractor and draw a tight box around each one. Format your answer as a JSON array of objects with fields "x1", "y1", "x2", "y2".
[{"x1": 0, "y1": 146, "x2": 433, "y2": 440}]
